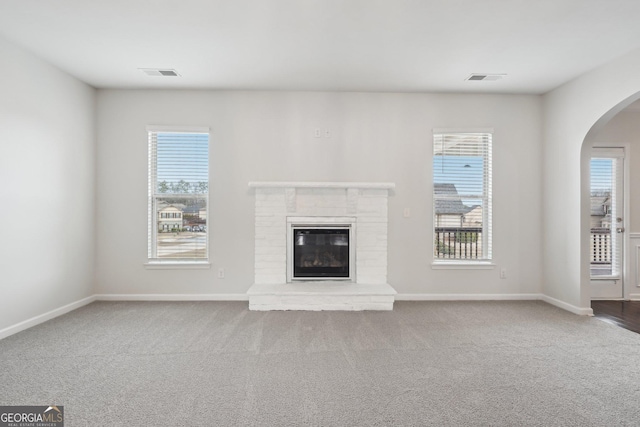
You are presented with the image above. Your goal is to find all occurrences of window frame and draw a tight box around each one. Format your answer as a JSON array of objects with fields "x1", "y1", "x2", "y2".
[
  {"x1": 145, "y1": 125, "x2": 211, "y2": 269},
  {"x1": 432, "y1": 128, "x2": 494, "y2": 268}
]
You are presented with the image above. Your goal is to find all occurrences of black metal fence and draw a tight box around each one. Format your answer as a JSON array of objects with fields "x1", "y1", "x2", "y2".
[
  {"x1": 434, "y1": 227, "x2": 614, "y2": 264},
  {"x1": 434, "y1": 227, "x2": 483, "y2": 260}
]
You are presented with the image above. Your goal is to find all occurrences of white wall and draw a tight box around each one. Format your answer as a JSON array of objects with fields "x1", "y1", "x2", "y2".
[
  {"x1": 0, "y1": 35, "x2": 96, "y2": 332},
  {"x1": 542, "y1": 47, "x2": 640, "y2": 311},
  {"x1": 95, "y1": 90, "x2": 542, "y2": 297}
]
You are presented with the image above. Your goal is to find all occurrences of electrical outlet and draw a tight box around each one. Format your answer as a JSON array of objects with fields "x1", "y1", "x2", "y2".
[
  {"x1": 403, "y1": 208, "x2": 411, "y2": 218},
  {"x1": 500, "y1": 268, "x2": 507, "y2": 279},
  {"x1": 218, "y1": 268, "x2": 225, "y2": 279}
]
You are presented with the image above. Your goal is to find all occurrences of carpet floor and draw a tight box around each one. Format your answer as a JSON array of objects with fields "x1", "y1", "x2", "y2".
[{"x1": 1, "y1": 301, "x2": 639, "y2": 426}]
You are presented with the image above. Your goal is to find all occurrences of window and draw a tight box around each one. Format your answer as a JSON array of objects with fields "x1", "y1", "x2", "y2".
[
  {"x1": 433, "y1": 130, "x2": 492, "y2": 262},
  {"x1": 148, "y1": 127, "x2": 209, "y2": 264},
  {"x1": 590, "y1": 147, "x2": 624, "y2": 280}
]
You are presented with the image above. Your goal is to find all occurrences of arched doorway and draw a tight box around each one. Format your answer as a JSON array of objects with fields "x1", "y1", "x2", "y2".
[
  {"x1": 541, "y1": 47, "x2": 640, "y2": 314},
  {"x1": 582, "y1": 95, "x2": 640, "y2": 303}
]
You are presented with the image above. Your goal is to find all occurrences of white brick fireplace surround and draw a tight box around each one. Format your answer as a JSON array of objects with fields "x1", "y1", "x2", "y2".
[{"x1": 247, "y1": 182, "x2": 397, "y2": 310}]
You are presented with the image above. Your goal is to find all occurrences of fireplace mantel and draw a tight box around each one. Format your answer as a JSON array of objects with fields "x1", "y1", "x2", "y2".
[{"x1": 247, "y1": 181, "x2": 396, "y2": 310}]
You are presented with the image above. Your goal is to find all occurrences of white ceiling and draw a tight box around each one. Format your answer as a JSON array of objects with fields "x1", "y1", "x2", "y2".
[{"x1": 1, "y1": 0, "x2": 640, "y2": 94}]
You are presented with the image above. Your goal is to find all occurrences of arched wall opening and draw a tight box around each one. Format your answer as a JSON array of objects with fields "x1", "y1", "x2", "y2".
[
  {"x1": 581, "y1": 93, "x2": 640, "y2": 302},
  {"x1": 542, "y1": 47, "x2": 640, "y2": 314}
]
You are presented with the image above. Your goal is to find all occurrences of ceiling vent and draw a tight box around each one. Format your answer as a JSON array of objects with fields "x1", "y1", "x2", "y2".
[
  {"x1": 140, "y1": 68, "x2": 180, "y2": 77},
  {"x1": 466, "y1": 73, "x2": 506, "y2": 81}
]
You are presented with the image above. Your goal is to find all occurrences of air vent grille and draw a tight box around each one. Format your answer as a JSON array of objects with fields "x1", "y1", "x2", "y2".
[
  {"x1": 466, "y1": 74, "x2": 506, "y2": 81},
  {"x1": 140, "y1": 68, "x2": 180, "y2": 77}
]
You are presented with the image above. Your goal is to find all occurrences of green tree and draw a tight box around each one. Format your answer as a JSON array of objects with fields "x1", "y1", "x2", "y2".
[
  {"x1": 158, "y1": 180, "x2": 170, "y2": 193},
  {"x1": 171, "y1": 180, "x2": 191, "y2": 193},
  {"x1": 196, "y1": 181, "x2": 208, "y2": 194}
]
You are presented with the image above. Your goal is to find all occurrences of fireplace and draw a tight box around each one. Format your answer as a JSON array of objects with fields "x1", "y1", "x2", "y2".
[
  {"x1": 248, "y1": 182, "x2": 396, "y2": 311},
  {"x1": 292, "y1": 227, "x2": 350, "y2": 279},
  {"x1": 287, "y1": 217, "x2": 356, "y2": 282}
]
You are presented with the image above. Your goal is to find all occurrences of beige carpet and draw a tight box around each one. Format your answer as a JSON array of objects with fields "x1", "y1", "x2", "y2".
[{"x1": 1, "y1": 300, "x2": 639, "y2": 426}]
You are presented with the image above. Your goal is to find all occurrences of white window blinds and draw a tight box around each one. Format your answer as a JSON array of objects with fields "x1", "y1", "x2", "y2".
[
  {"x1": 433, "y1": 131, "x2": 492, "y2": 261},
  {"x1": 148, "y1": 130, "x2": 209, "y2": 261}
]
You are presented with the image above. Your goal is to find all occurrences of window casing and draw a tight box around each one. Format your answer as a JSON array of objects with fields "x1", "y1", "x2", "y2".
[
  {"x1": 433, "y1": 131, "x2": 492, "y2": 263},
  {"x1": 148, "y1": 127, "x2": 209, "y2": 264}
]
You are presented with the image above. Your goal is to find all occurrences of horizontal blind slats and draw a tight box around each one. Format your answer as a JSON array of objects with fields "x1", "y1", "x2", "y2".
[
  {"x1": 149, "y1": 131, "x2": 209, "y2": 260},
  {"x1": 433, "y1": 132, "x2": 492, "y2": 261}
]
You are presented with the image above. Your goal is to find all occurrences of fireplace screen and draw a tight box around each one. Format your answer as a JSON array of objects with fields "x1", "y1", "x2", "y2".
[{"x1": 293, "y1": 228, "x2": 350, "y2": 278}]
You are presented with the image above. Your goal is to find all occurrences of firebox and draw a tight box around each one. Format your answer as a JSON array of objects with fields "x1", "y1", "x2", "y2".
[
  {"x1": 287, "y1": 219, "x2": 356, "y2": 282},
  {"x1": 294, "y1": 228, "x2": 349, "y2": 278}
]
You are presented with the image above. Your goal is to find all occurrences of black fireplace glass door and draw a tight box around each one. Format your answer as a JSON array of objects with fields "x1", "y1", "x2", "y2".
[{"x1": 293, "y1": 228, "x2": 349, "y2": 278}]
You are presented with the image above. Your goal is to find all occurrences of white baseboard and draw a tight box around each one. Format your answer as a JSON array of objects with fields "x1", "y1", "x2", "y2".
[
  {"x1": 397, "y1": 293, "x2": 594, "y2": 316},
  {"x1": 629, "y1": 293, "x2": 640, "y2": 301},
  {"x1": 94, "y1": 294, "x2": 249, "y2": 301},
  {"x1": 0, "y1": 295, "x2": 96, "y2": 340},
  {"x1": 540, "y1": 294, "x2": 593, "y2": 316},
  {"x1": 395, "y1": 293, "x2": 542, "y2": 301}
]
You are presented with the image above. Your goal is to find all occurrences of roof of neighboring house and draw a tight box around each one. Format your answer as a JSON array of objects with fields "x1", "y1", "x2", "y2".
[
  {"x1": 182, "y1": 205, "x2": 202, "y2": 214},
  {"x1": 434, "y1": 183, "x2": 474, "y2": 215},
  {"x1": 157, "y1": 202, "x2": 186, "y2": 211},
  {"x1": 590, "y1": 196, "x2": 610, "y2": 216}
]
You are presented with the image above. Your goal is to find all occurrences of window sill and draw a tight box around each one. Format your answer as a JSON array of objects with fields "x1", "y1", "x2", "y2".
[
  {"x1": 431, "y1": 262, "x2": 495, "y2": 270},
  {"x1": 590, "y1": 277, "x2": 620, "y2": 282},
  {"x1": 144, "y1": 261, "x2": 211, "y2": 270}
]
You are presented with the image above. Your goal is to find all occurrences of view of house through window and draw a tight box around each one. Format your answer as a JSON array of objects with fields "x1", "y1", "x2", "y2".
[
  {"x1": 148, "y1": 129, "x2": 209, "y2": 261},
  {"x1": 433, "y1": 131, "x2": 492, "y2": 261},
  {"x1": 590, "y1": 149, "x2": 624, "y2": 279}
]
